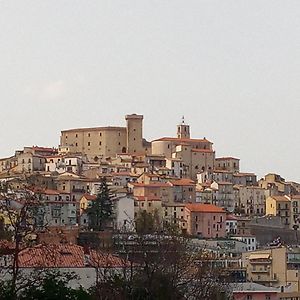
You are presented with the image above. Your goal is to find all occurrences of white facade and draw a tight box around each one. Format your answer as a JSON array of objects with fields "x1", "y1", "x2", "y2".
[
  {"x1": 114, "y1": 194, "x2": 135, "y2": 232},
  {"x1": 232, "y1": 235, "x2": 257, "y2": 251}
]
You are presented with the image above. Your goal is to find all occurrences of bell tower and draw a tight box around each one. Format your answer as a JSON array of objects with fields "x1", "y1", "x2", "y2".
[{"x1": 177, "y1": 116, "x2": 190, "y2": 139}]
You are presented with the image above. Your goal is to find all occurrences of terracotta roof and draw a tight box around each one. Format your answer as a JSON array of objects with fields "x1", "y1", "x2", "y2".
[
  {"x1": 18, "y1": 244, "x2": 127, "y2": 268},
  {"x1": 291, "y1": 195, "x2": 300, "y2": 200},
  {"x1": 226, "y1": 214, "x2": 238, "y2": 221},
  {"x1": 185, "y1": 203, "x2": 225, "y2": 213},
  {"x1": 131, "y1": 182, "x2": 171, "y2": 188},
  {"x1": 134, "y1": 195, "x2": 161, "y2": 201},
  {"x1": 152, "y1": 137, "x2": 212, "y2": 144},
  {"x1": 41, "y1": 189, "x2": 60, "y2": 196},
  {"x1": 271, "y1": 195, "x2": 290, "y2": 202},
  {"x1": 170, "y1": 178, "x2": 195, "y2": 186},
  {"x1": 82, "y1": 194, "x2": 97, "y2": 201}
]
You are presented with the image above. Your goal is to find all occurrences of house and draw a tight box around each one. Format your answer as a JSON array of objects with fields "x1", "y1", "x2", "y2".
[
  {"x1": 163, "y1": 203, "x2": 187, "y2": 232},
  {"x1": 266, "y1": 195, "x2": 291, "y2": 228},
  {"x1": 211, "y1": 181, "x2": 235, "y2": 212},
  {"x1": 134, "y1": 195, "x2": 163, "y2": 220},
  {"x1": 129, "y1": 182, "x2": 173, "y2": 205},
  {"x1": 151, "y1": 121, "x2": 214, "y2": 180},
  {"x1": 230, "y1": 282, "x2": 279, "y2": 300},
  {"x1": 184, "y1": 203, "x2": 226, "y2": 238},
  {"x1": 232, "y1": 234, "x2": 257, "y2": 251},
  {"x1": 226, "y1": 214, "x2": 238, "y2": 236},
  {"x1": 235, "y1": 185, "x2": 266, "y2": 216},
  {"x1": 242, "y1": 246, "x2": 300, "y2": 292},
  {"x1": 215, "y1": 157, "x2": 240, "y2": 173},
  {"x1": 169, "y1": 178, "x2": 196, "y2": 203},
  {"x1": 233, "y1": 173, "x2": 257, "y2": 186},
  {"x1": 0, "y1": 243, "x2": 129, "y2": 289}
]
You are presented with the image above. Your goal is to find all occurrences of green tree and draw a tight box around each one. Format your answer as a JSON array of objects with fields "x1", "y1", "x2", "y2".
[{"x1": 87, "y1": 177, "x2": 113, "y2": 231}]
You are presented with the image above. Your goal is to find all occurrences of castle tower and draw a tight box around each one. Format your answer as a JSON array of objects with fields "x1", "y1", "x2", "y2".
[
  {"x1": 125, "y1": 114, "x2": 144, "y2": 153},
  {"x1": 177, "y1": 116, "x2": 190, "y2": 139}
]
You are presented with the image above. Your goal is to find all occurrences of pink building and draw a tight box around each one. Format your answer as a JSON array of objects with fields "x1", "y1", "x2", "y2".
[
  {"x1": 185, "y1": 203, "x2": 226, "y2": 238},
  {"x1": 231, "y1": 283, "x2": 279, "y2": 300}
]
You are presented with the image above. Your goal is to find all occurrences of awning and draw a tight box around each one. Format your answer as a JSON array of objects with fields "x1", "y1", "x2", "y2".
[{"x1": 249, "y1": 253, "x2": 270, "y2": 260}]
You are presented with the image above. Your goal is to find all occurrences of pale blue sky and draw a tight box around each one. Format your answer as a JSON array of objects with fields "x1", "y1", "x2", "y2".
[{"x1": 0, "y1": 1, "x2": 299, "y2": 181}]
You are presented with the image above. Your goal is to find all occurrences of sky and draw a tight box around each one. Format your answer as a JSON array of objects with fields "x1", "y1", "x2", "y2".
[{"x1": 0, "y1": 1, "x2": 299, "y2": 181}]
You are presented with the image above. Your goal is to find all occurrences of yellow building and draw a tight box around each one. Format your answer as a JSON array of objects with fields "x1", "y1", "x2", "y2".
[
  {"x1": 266, "y1": 195, "x2": 291, "y2": 228},
  {"x1": 60, "y1": 114, "x2": 150, "y2": 160},
  {"x1": 242, "y1": 247, "x2": 300, "y2": 292}
]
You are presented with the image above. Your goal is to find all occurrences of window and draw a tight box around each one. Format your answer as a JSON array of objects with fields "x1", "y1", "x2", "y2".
[
  {"x1": 88, "y1": 142, "x2": 91, "y2": 146},
  {"x1": 75, "y1": 134, "x2": 78, "y2": 138},
  {"x1": 88, "y1": 133, "x2": 90, "y2": 137},
  {"x1": 246, "y1": 295, "x2": 252, "y2": 300}
]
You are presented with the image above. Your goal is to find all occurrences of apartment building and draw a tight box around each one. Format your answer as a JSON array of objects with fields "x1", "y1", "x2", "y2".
[
  {"x1": 235, "y1": 185, "x2": 266, "y2": 216},
  {"x1": 242, "y1": 247, "x2": 300, "y2": 292},
  {"x1": 215, "y1": 157, "x2": 240, "y2": 173},
  {"x1": 185, "y1": 203, "x2": 226, "y2": 238},
  {"x1": 266, "y1": 196, "x2": 291, "y2": 228},
  {"x1": 211, "y1": 181, "x2": 235, "y2": 212}
]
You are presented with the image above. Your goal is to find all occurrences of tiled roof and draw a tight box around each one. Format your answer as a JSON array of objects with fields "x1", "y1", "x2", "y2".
[
  {"x1": 170, "y1": 178, "x2": 195, "y2": 186},
  {"x1": 226, "y1": 214, "x2": 238, "y2": 221},
  {"x1": 185, "y1": 203, "x2": 225, "y2": 213},
  {"x1": 42, "y1": 189, "x2": 60, "y2": 195},
  {"x1": 134, "y1": 195, "x2": 161, "y2": 201},
  {"x1": 152, "y1": 137, "x2": 212, "y2": 144},
  {"x1": 82, "y1": 194, "x2": 97, "y2": 201},
  {"x1": 271, "y1": 195, "x2": 290, "y2": 202},
  {"x1": 131, "y1": 182, "x2": 171, "y2": 188},
  {"x1": 18, "y1": 244, "x2": 127, "y2": 268}
]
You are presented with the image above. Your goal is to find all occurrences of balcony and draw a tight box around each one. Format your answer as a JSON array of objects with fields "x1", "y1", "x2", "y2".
[
  {"x1": 252, "y1": 268, "x2": 270, "y2": 273},
  {"x1": 254, "y1": 277, "x2": 278, "y2": 283},
  {"x1": 249, "y1": 259, "x2": 272, "y2": 265}
]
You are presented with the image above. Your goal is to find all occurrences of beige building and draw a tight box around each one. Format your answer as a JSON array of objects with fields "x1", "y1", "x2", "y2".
[
  {"x1": 152, "y1": 121, "x2": 214, "y2": 180},
  {"x1": 259, "y1": 173, "x2": 287, "y2": 195},
  {"x1": 242, "y1": 247, "x2": 300, "y2": 292},
  {"x1": 235, "y1": 185, "x2": 266, "y2": 216},
  {"x1": 266, "y1": 195, "x2": 291, "y2": 228},
  {"x1": 163, "y1": 203, "x2": 187, "y2": 232},
  {"x1": 215, "y1": 157, "x2": 240, "y2": 173},
  {"x1": 60, "y1": 114, "x2": 150, "y2": 160}
]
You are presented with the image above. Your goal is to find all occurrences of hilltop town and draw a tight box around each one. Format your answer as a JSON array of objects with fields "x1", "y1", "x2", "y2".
[{"x1": 1, "y1": 113, "x2": 300, "y2": 299}]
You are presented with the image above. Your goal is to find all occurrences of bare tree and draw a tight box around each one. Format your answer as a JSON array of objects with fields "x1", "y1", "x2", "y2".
[{"x1": 0, "y1": 180, "x2": 42, "y2": 298}]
